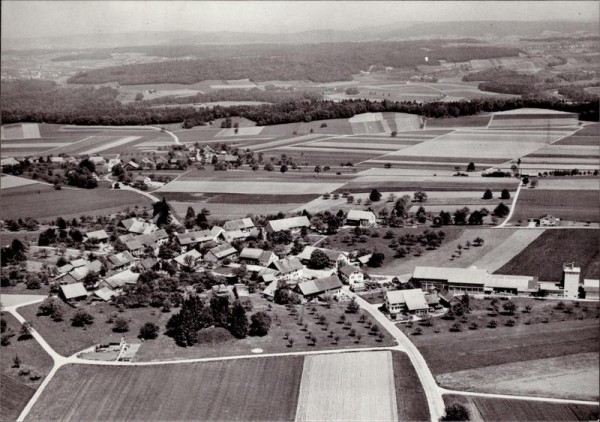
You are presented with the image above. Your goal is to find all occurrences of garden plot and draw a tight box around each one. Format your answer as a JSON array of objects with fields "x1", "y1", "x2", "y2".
[
  {"x1": 438, "y1": 352, "x2": 599, "y2": 401},
  {"x1": 295, "y1": 351, "x2": 398, "y2": 422},
  {"x1": 158, "y1": 180, "x2": 346, "y2": 195},
  {"x1": 472, "y1": 229, "x2": 545, "y2": 272},
  {"x1": 1, "y1": 123, "x2": 41, "y2": 140}
]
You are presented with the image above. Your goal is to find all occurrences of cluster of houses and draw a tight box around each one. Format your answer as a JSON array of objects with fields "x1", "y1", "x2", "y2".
[
  {"x1": 384, "y1": 262, "x2": 599, "y2": 318},
  {"x1": 51, "y1": 213, "x2": 377, "y2": 305}
]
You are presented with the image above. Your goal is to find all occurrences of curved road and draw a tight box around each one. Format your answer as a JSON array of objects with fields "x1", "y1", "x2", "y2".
[{"x1": 496, "y1": 180, "x2": 523, "y2": 228}]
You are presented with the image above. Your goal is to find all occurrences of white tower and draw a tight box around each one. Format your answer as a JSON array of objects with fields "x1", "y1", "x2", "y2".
[{"x1": 563, "y1": 262, "x2": 581, "y2": 299}]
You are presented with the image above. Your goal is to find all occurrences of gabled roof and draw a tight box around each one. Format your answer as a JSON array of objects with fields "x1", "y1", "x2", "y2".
[
  {"x1": 58, "y1": 264, "x2": 74, "y2": 274},
  {"x1": 118, "y1": 233, "x2": 137, "y2": 243},
  {"x1": 223, "y1": 218, "x2": 255, "y2": 231},
  {"x1": 240, "y1": 248, "x2": 265, "y2": 260},
  {"x1": 139, "y1": 257, "x2": 158, "y2": 271},
  {"x1": 60, "y1": 282, "x2": 88, "y2": 300},
  {"x1": 486, "y1": 274, "x2": 538, "y2": 292},
  {"x1": 173, "y1": 249, "x2": 202, "y2": 266},
  {"x1": 70, "y1": 259, "x2": 87, "y2": 268},
  {"x1": 297, "y1": 275, "x2": 343, "y2": 297},
  {"x1": 208, "y1": 243, "x2": 237, "y2": 259},
  {"x1": 412, "y1": 266, "x2": 489, "y2": 286},
  {"x1": 340, "y1": 264, "x2": 363, "y2": 277},
  {"x1": 85, "y1": 229, "x2": 109, "y2": 241},
  {"x1": 85, "y1": 260, "x2": 103, "y2": 273},
  {"x1": 357, "y1": 254, "x2": 372, "y2": 265},
  {"x1": 108, "y1": 251, "x2": 135, "y2": 267},
  {"x1": 176, "y1": 230, "x2": 214, "y2": 246},
  {"x1": 94, "y1": 287, "x2": 118, "y2": 301},
  {"x1": 270, "y1": 257, "x2": 303, "y2": 274},
  {"x1": 70, "y1": 266, "x2": 90, "y2": 281},
  {"x1": 386, "y1": 288, "x2": 429, "y2": 310},
  {"x1": 124, "y1": 239, "x2": 144, "y2": 251},
  {"x1": 347, "y1": 210, "x2": 376, "y2": 221},
  {"x1": 297, "y1": 246, "x2": 348, "y2": 262},
  {"x1": 104, "y1": 269, "x2": 140, "y2": 289},
  {"x1": 266, "y1": 216, "x2": 310, "y2": 232},
  {"x1": 119, "y1": 218, "x2": 157, "y2": 234}
]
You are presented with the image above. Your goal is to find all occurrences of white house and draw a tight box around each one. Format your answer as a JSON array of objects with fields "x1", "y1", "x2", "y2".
[
  {"x1": 346, "y1": 210, "x2": 377, "y2": 227},
  {"x1": 339, "y1": 264, "x2": 366, "y2": 291},
  {"x1": 265, "y1": 216, "x2": 310, "y2": 234},
  {"x1": 269, "y1": 257, "x2": 304, "y2": 283},
  {"x1": 385, "y1": 289, "x2": 429, "y2": 316}
]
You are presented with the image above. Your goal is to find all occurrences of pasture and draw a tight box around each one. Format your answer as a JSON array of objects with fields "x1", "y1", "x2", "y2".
[
  {"x1": 412, "y1": 319, "x2": 599, "y2": 376},
  {"x1": 443, "y1": 395, "x2": 599, "y2": 422},
  {"x1": 438, "y1": 352, "x2": 599, "y2": 401},
  {"x1": 511, "y1": 189, "x2": 599, "y2": 223},
  {"x1": 392, "y1": 351, "x2": 430, "y2": 421},
  {"x1": 496, "y1": 229, "x2": 599, "y2": 281},
  {"x1": 27, "y1": 357, "x2": 304, "y2": 421},
  {"x1": 1, "y1": 184, "x2": 152, "y2": 221},
  {"x1": 295, "y1": 351, "x2": 398, "y2": 422}
]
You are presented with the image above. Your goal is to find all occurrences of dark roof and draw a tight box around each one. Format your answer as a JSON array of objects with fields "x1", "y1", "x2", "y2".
[
  {"x1": 270, "y1": 257, "x2": 303, "y2": 274},
  {"x1": 297, "y1": 275, "x2": 343, "y2": 297},
  {"x1": 339, "y1": 264, "x2": 362, "y2": 277}
]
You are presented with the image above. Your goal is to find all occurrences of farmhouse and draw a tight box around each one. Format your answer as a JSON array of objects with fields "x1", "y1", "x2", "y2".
[
  {"x1": 176, "y1": 230, "x2": 217, "y2": 250},
  {"x1": 583, "y1": 279, "x2": 599, "y2": 300},
  {"x1": 411, "y1": 266, "x2": 489, "y2": 294},
  {"x1": 1, "y1": 157, "x2": 21, "y2": 168},
  {"x1": 265, "y1": 216, "x2": 310, "y2": 234},
  {"x1": 346, "y1": 210, "x2": 377, "y2": 227},
  {"x1": 85, "y1": 229, "x2": 109, "y2": 243},
  {"x1": 60, "y1": 282, "x2": 88, "y2": 301},
  {"x1": 296, "y1": 246, "x2": 350, "y2": 269},
  {"x1": 295, "y1": 275, "x2": 343, "y2": 301},
  {"x1": 94, "y1": 287, "x2": 119, "y2": 302},
  {"x1": 108, "y1": 251, "x2": 135, "y2": 270},
  {"x1": 101, "y1": 269, "x2": 140, "y2": 290},
  {"x1": 537, "y1": 214, "x2": 561, "y2": 227},
  {"x1": 385, "y1": 289, "x2": 429, "y2": 316},
  {"x1": 223, "y1": 218, "x2": 255, "y2": 232},
  {"x1": 269, "y1": 257, "x2": 304, "y2": 282},
  {"x1": 123, "y1": 239, "x2": 144, "y2": 255},
  {"x1": 173, "y1": 249, "x2": 202, "y2": 269},
  {"x1": 339, "y1": 264, "x2": 366, "y2": 291},
  {"x1": 203, "y1": 243, "x2": 238, "y2": 265},
  {"x1": 239, "y1": 248, "x2": 277, "y2": 267},
  {"x1": 117, "y1": 218, "x2": 158, "y2": 235},
  {"x1": 220, "y1": 228, "x2": 259, "y2": 243}
]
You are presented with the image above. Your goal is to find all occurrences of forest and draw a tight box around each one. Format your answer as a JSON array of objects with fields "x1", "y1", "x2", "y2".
[
  {"x1": 2, "y1": 79, "x2": 598, "y2": 127},
  {"x1": 66, "y1": 42, "x2": 521, "y2": 84}
]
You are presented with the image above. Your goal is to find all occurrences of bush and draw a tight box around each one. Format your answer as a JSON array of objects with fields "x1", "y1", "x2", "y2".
[
  {"x1": 71, "y1": 309, "x2": 94, "y2": 327},
  {"x1": 249, "y1": 311, "x2": 272, "y2": 336},
  {"x1": 139, "y1": 322, "x2": 159, "y2": 340},
  {"x1": 441, "y1": 403, "x2": 470, "y2": 421},
  {"x1": 346, "y1": 298, "x2": 360, "y2": 314},
  {"x1": 112, "y1": 317, "x2": 129, "y2": 332},
  {"x1": 488, "y1": 319, "x2": 498, "y2": 328}
]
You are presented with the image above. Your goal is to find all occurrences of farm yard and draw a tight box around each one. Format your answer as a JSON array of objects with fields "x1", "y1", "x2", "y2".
[
  {"x1": 443, "y1": 395, "x2": 599, "y2": 422},
  {"x1": 1, "y1": 184, "x2": 152, "y2": 221},
  {"x1": 496, "y1": 229, "x2": 600, "y2": 281},
  {"x1": 295, "y1": 351, "x2": 398, "y2": 422},
  {"x1": 26, "y1": 357, "x2": 304, "y2": 421}
]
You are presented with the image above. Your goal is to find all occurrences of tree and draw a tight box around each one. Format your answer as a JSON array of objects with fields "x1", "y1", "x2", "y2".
[
  {"x1": 139, "y1": 322, "x2": 159, "y2": 339},
  {"x1": 13, "y1": 355, "x2": 21, "y2": 368},
  {"x1": 413, "y1": 191, "x2": 427, "y2": 202},
  {"x1": 229, "y1": 301, "x2": 249, "y2": 339},
  {"x1": 502, "y1": 299, "x2": 516, "y2": 315},
  {"x1": 369, "y1": 189, "x2": 382, "y2": 202},
  {"x1": 493, "y1": 203, "x2": 510, "y2": 218},
  {"x1": 500, "y1": 189, "x2": 510, "y2": 200},
  {"x1": 468, "y1": 211, "x2": 483, "y2": 225},
  {"x1": 346, "y1": 298, "x2": 360, "y2": 314},
  {"x1": 264, "y1": 162, "x2": 274, "y2": 172},
  {"x1": 249, "y1": 311, "x2": 272, "y2": 336},
  {"x1": 391, "y1": 131, "x2": 397, "y2": 137},
  {"x1": 453, "y1": 208, "x2": 469, "y2": 225},
  {"x1": 38, "y1": 298, "x2": 63, "y2": 321},
  {"x1": 466, "y1": 162, "x2": 476, "y2": 172},
  {"x1": 280, "y1": 164, "x2": 288, "y2": 173},
  {"x1": 473, "y1": 236, "x2": 484, "y2": 246},
  {"x1": 152, "y1": 197, "x2": 171, "y2": 227},
  {"x1": 482, "y1": 189, "x2": 493, "y2": 200},
  {"x1": 367, "y1": 252, "x2": 385, "y2": 267},
  {"x1": 308, "y1": 249, "x2": 331, "y2": 269},
  {"x1": 112, "y1": 317, "x2": 129, "y2": 332},
  {"x1": 18, "y1": 322, "x2": 32, "y2": 340},
  {"x1": 314, "y1": 165, "x2": 321, "y2": 173},
  {"x1": 71, "y1": 309, "x2": 94, "y2": 327},
  {"x1": 441, "y1": 403, "x2": 470, "y2": 421}
]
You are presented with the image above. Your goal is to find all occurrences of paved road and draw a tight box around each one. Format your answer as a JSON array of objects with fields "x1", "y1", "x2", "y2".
[
  {"x1": 496, "y1": 180, "x2": 523, "y2": 228},
  {"x1": 344, "y1": 287, "x2": 447, "y2": 422}
]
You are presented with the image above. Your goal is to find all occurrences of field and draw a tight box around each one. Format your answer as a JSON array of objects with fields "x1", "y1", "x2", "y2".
[
  {"x1": 158, "y1": 180, "x2": 346, "y2": 195},
  {"x1": 471, "y1": 229, "x2": 545, "y2": 272},
  {"x1": 555, "y1": 123, "x2": 599, "y2": 146},
  {"x1": 443, "y1": 395, "x2": 599, "y2": 421},
  {"x1": 411, "y1": 319, "x2": 599, "y2": 376},
  {"x1": 1, "y1": 184, "x2": 152, "y2": 221},
  {"x1": 425, "y1": 115, "x2": 492, "y2": 128},
  {"x1": 496, "y1": 229, "x2": 599, "y2": 280},
  {"x1": 438, "y1": 352, "x2": 599, "y2": 400},
  {"x1": 27, "y1": 357, "x2": 304, "y2": 421},
  {"x1": 532, "y1": 179, "x2": 599, "y2": 190},
  {"x1": 0, "y1": 175, "x2": 40, "y2": 190},
  {"x1": 170, "y1": 200, "x2": 304, "y2": 220},
  {"x1": 511, "y1": 189, "x2": 599, "y2": 223},
  {"x1": 392, "y1": 351, "x2": 430, "y2": 421},
  {"x1": 0, "y1": 312, "x2": 53, "y2": 421},
  {"x1": 295, "y1": 351, "x2": 398, "y2": 421},
  {"x1": 1, "y1": 123, "x2": 41, "y2": 140}
]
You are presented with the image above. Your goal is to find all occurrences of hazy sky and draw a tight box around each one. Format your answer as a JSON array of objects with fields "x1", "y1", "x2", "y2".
[{"x1": 2, "y1": 1, "x2": 598, "y2": 39}]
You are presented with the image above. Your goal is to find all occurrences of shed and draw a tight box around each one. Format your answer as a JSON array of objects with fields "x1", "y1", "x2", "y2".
[{"x1": 60, "y1": 282, "x2": 88, "y2": 301}]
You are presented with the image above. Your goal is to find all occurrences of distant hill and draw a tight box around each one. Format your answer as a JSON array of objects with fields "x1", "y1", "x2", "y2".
[{"x1": 3, "y1": 20, "x2": 598, "y2": 51}]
